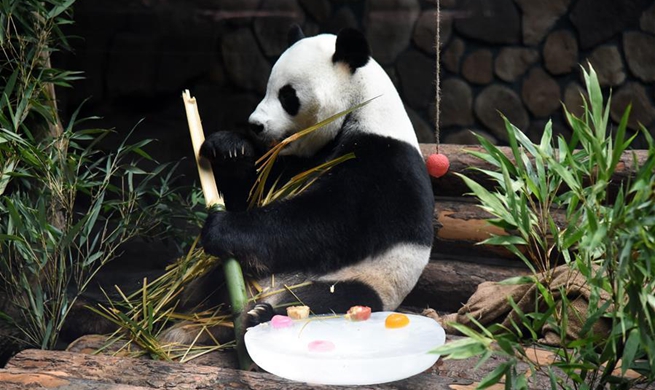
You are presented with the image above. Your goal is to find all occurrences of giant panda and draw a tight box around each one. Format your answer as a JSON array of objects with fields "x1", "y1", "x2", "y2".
[{"x1": 171, "y1": 26, "x2": 434, "y2": 341}]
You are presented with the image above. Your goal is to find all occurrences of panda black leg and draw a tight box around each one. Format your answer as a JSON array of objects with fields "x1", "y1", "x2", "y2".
[{"x1": 291, "y1": 280, "x2": 384, "y2": 314}]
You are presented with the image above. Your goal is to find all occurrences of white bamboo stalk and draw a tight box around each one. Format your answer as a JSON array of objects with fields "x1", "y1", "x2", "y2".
[{"x1": 182, "y1": 89, "x2": 223, "y2": 208}]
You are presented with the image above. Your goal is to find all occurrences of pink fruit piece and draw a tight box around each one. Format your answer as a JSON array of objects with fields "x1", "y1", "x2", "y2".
[
  {"x1": 308, "y1": 340, "x2": 336, "y2": 352},
  {"x1": 345, "y1": 305, "x2": 372, "y2": 321},
  {"x1": 426, "y1": 153, "x2": 450, "y2": 178},
  {"x1": 270, "y1": 315, "x2": 293, "y2": 329}
]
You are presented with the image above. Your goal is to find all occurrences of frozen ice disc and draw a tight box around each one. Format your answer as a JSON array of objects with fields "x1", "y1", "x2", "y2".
[{"x1": 244, "y1": 311, "x2": 446, "y2": 385}]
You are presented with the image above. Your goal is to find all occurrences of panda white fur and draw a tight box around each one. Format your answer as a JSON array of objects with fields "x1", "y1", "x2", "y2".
[{"x1": 196, "y1": 26, "x2": 433, "y2": 330}]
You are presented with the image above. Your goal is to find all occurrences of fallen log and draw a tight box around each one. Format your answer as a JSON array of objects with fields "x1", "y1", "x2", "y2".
[
  {"x1": 420, "y1": 144, "x2": 651, "y2": 198},
  {"x1": 2, "y1": 341, "x2": 588, "y2": 390},
  {"x1": 2, "y1": 349, "x2": 466, "y2": 390},
  {"x1": 431, "y1": 197, "x2": 567, "y2": 265},
  {"x1": 432, "y1": 198, "x2": 515, "y2": 263},
  {"x1": 404, "y1": 260, "x2": 529, "y2": 312}
]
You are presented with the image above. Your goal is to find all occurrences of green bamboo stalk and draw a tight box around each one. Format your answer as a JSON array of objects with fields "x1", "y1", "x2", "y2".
[{"x1": 222, "y1": 257, "x2": 252, "y2": 369}]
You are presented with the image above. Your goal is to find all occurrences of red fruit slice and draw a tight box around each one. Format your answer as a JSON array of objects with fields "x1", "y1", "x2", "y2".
[{"x1": 345, "y1": 305, "x2": 372, "y2": 321}]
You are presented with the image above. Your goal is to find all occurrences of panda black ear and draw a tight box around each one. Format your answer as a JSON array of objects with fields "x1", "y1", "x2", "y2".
[
  {"x1": 332, "y1": 28, "x2": 370, "y2": 72},
  {"x1": 287, "y1": 24, "x2": 305, "y2": 47}
]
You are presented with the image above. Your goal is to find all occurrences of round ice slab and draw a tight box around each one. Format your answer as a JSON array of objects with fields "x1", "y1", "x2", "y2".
[{"x1": 244, "y1": 311, "x2": 445, "y2": 385}]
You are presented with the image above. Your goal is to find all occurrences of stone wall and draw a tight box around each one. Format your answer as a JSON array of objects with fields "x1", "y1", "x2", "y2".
[
  {"x1": 55, "y1": 0, "x2": 655, "y2": 172},
  {"x1": 438, "y1": 0, "x2": 655, "y2": 148}
]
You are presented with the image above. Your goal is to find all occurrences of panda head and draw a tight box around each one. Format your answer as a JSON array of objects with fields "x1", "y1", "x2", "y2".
[{"x1": 248, "y1": 26, "x2": 373, "y2": 157}]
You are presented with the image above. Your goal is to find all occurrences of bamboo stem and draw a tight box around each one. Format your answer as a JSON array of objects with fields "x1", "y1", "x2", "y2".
[
  {"x1": 181, "y1": 90, "x2": 252, "y2": 370},
  {"x1": 182, "y1": 90, "x2": 222, "y2": 208}
]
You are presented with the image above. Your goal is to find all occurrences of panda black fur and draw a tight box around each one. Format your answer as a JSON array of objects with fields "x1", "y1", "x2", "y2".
[{"x1": 170, "y1": 27, "x2": 434, "y2": 341}]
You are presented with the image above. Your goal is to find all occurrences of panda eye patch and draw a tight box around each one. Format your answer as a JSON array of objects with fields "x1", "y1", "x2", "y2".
[{"x1": 279, "y1": 84, "x2": 300, "y2": 116}]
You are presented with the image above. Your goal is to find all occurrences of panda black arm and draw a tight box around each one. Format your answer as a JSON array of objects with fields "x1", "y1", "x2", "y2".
[
  {"x1": 200, "y1": 131, "x2": 259, "y2": 212},
  {"x1": 201, "y1": 134, "x2": 434, "y2": 274}
]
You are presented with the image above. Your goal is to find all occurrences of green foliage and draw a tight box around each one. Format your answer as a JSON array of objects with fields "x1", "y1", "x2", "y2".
[
  {"x1": 432, "y1": 65, "x2": 655, "y2": 389},
  {"x1": 0, "y1": 0, "x2": 202, "y2": 350}
]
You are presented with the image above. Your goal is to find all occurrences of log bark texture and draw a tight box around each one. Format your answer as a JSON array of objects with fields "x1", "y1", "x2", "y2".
[
  {"x1": 1, "y1": 343, "x2": 594, "y2": 390},
  {"x1": 432, "y1": 198, "x2": 516, "y2": 263},
  {"x1": 2, "y1": 349, "x2": 468, "y2": 390},
  {"x1": 405, "y1": 260, "x2": 530, "y2": 312}
]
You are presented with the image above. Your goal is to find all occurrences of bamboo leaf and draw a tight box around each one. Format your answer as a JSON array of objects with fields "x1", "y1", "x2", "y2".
[
  {"x1": 477, "y1": 361, "x2": 510, "y2": 389},
  {"x1": 47, "y1": 0, "x2": 76, "y2": 19}
]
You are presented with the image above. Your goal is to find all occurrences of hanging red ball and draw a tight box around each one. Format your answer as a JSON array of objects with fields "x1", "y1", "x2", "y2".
[{"x1": 426, "y1": 153, "x2": 450, "y2": 178}]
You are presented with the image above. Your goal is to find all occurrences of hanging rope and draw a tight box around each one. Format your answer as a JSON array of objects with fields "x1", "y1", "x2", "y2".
[
  {"x1": 435, "y1": 0, "x2": 441, "y2": 154},
  {"x1": 426, "y1": 0, "x2": 450, "y2": 179}
]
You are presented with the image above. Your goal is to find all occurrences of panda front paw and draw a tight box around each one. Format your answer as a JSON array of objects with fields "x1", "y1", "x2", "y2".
[
  {"x1": 201, "y1": 211, "x2": 230, "y2": 258},
  {"x1": 200, "y1": 131, "x2": 256, "y2": 165},
  {"x1": 247, "y1": 303, "x2": 276, "y2": 327}
]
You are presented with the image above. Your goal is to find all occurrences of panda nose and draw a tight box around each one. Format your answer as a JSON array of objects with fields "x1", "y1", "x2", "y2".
[{"x1": 249, "y1": 122, "x2": 264, "y2": 134}]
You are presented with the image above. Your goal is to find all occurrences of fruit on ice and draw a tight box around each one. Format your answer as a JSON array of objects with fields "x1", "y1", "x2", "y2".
[
  {"x1": 385, "y1": 313, "x2": 410, "y2": 328},
  {"x1": 345, "y1": 305, "x2": 371, "y2": 321}
]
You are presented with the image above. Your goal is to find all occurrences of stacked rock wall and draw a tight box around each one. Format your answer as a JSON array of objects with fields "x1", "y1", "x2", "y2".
[
  {"x1": 55, "y1": 0, "x2": 655, "y2": 165},
  {"x1": 439, "y1": 0, "x2": 655, "y2": 148}
]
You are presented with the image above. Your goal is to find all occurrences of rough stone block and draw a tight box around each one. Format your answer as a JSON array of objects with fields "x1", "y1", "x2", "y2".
[
  {"x1": 406, "y1": 105, "x2": 436, "y2": 143},
  {"x1": 563, "y1": 82, "x2": 588, "y2": 119},
  {"x1": 623, "y1": 31, "x2": 655, "y2": 83},
  {"x1": 365, "y1": 0, "x2": 420, "y2": 64},
  {"x1": 515, "y1": 0, "x2": 570, "y2": 45},
  {"x1": 494, "y1": 47, "x2": 539, "y2": 82},
  {"x1": 570, "y1": 0, "x2": 652, "y2": 49},
  {"x1": 454, "y1": 0, "x2": 520, "y2": 44},
  {"x1": 641, "y1": 3, "x2": 655, "y2": 35},
  {"x1": 543, "y1": 30, "x2": 578, "y2": 75},
  {"x1": 474, "y1": 84, "x2": 529, "y2": 140},
  {"x1": 585, "y1": 45, "x2": 625, "y2": 87},
  {"x1": 442, "y1": 38, "x2": 464, "y2": 74},
  {"x1": 522, "y1": 67, "x2": 561, "y2": 118},
  {"x1": 439, "y1": 78, "x2": 474, "y2": 127},
  {"x1": 461, "y1": 49, "x2": 493, "y2": 85},
  {"x1": 397, "y1": 49, "x2": 434, "y2": 110},
  {"x1": 611, "y1": 83, "x2": 655, "y2": 130},
  {"x1": 413, "y1": 9, "x2": 452, "y2": 55}
]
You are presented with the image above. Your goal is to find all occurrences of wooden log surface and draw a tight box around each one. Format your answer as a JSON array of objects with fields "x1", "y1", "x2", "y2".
[
  {"x1": 1, "y1": 349, "x2": 469, "y2": 390},
  {"x1": 420, "y1": 144, "x2": 650, "y2": 198},
  {"x1": 430, "y1": 197, "x2": 564, "y2": 264},
  {"x1": 405, "y1": 260, "x2": 529, "y2": 312},
  {"x1": 432, "y1": 198, "x2": 515, "y2": 263},
  {"x1": 0, "y1": 342, "x2": 589, "y2": 390}
]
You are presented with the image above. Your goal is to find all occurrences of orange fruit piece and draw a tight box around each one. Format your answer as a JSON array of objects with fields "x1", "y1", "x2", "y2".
[{"x1": 385, "y1": 313, "x2": 410, "y2": 328}]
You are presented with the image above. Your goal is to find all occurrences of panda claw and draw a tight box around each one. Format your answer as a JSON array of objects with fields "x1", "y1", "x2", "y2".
[{"x1": 247, "y1": 303, "x2": 276, "y2": 327}]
